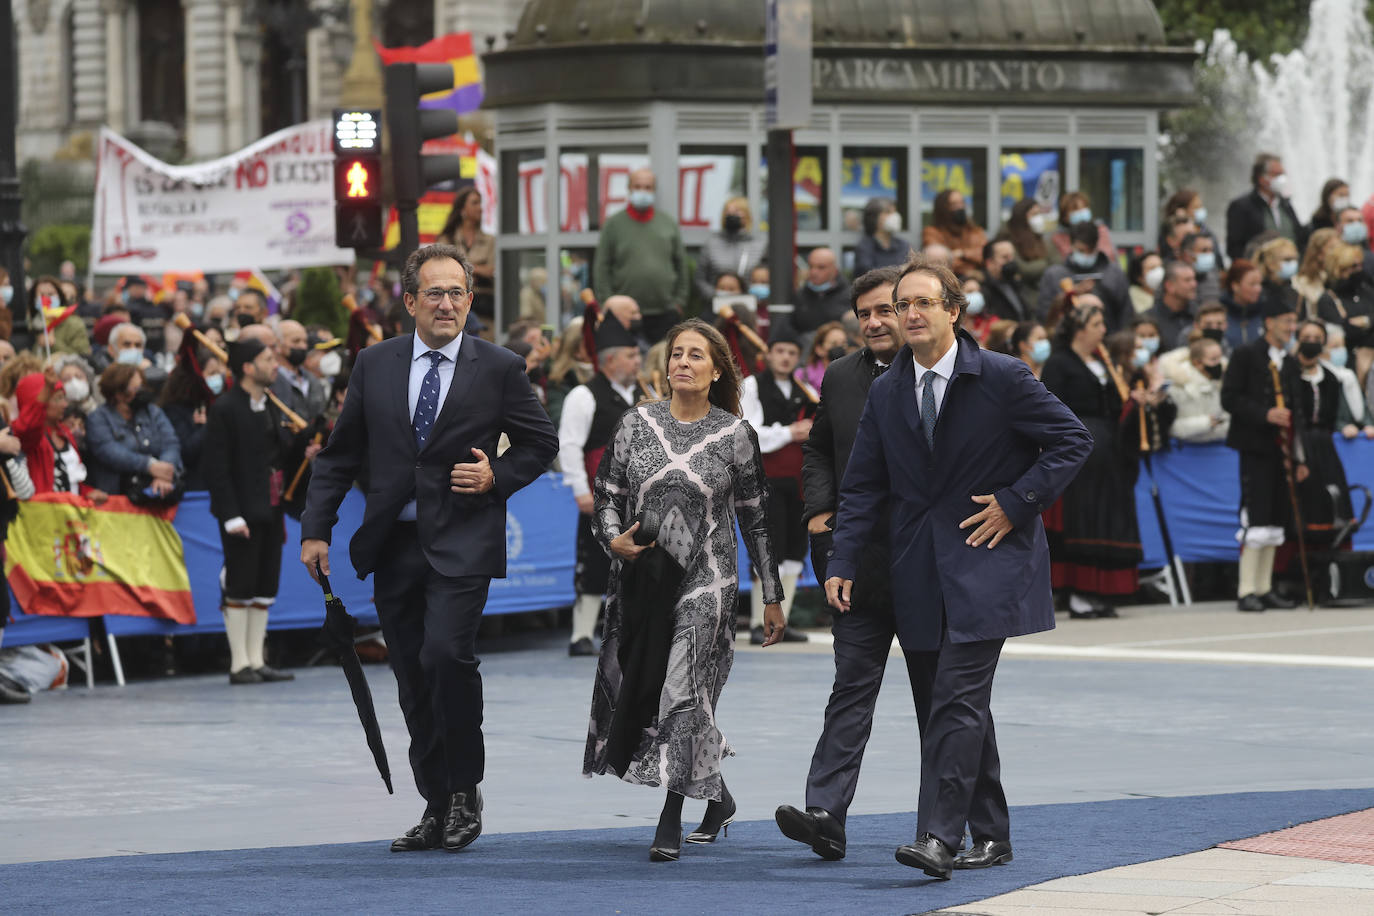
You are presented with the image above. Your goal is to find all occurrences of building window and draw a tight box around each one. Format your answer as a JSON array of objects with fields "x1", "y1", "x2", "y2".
[
  {"x1": 137, "y1": 0, "x2": 185, "y2": 128},
  {"x1": 1080, "y1": 148, "x2": 1145, "y2": 233},
  {"x1": 558, "y1": 147, "x2": 650, "y2": 232},
  {"x1": 760, "y1": 145, "x2": 828, "y2": 231},
  {"x1": 500, "y1": 149, "x2": 546, "y2": 235},
  {"x1": 921, "y1": 147, "x2": 988, "y2": 229},
  {"x1": 63, "y1": 5, "x2": 76, "y2": 125},
  {"x1": 999, "y1": 147, "x2": 1065, "y2": 224},
  {"x1": 678, "y1": 146, "x2": 745, "y2": 232}
]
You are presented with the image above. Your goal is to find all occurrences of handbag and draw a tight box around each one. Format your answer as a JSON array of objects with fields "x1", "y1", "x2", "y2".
[{"x1": 122, "y1": 470, "x2": 185, "y2": 507}]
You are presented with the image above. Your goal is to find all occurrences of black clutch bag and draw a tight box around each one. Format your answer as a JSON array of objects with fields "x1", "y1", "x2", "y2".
[{"x1": 633, "y1": 507, "x2": 661, "y2": 546}]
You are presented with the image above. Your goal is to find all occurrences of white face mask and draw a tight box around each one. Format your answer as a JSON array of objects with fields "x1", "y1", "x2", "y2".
[
  {"x1": 882, "y1": 211, "x2": 903, "y2": 234},
  {"x1": 1269, "y1": 173, "x2": 1289, "y2": 197},
  {"x1": 1332, "y1": 195, "x2": 1351, "y2": 212},
  {"x1": 1028, "y1": 213, "x2": 1047, "y2": 234},
  {"x1": 319, "y1": 351, "x2": 343, "y2": 378},
  {"x1": 964, "y1": 291, "x2": 985, "y2": 315},
  {"x1": 0, "y1": 285, "x2": 11, "y2": 305},
  {"x1": 1143, "y1": 265, "x2": 1166, "y2": 290},
  {"x1": 63, "y1": 378, "x2": 90, "y2": 403}
]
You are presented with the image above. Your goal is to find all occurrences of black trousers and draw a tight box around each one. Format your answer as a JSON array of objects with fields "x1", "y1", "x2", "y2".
[
  {"x1": 916, "y1": 635, "x2": 1010, "y2": 849},
  {"x1": 805, "y1": 607, "x2": 938, "y2": 825},
  {"x1": 373, "y1": 522, "x2": 491, "y2": 814}
]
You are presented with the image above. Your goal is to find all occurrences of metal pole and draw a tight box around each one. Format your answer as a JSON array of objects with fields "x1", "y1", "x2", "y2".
[
  {"x1": 0, "y1": 0, "x2": 30, "y2": 326},
  {"x1": 765, "y1": 128, "x2": 794, "y2": 322}
]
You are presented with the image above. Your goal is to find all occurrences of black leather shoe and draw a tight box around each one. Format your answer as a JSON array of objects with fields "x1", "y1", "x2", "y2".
[
  {"x1": 229, "y1": 667, "x2": 263, "y2": 685},
  {"x1": 1260, "y1": 591, "x2": 1298, "y2": 609},
  {"x1": 1094, "y1": 605, "x2": 1119, "y2": 619},
  {"x1": 895, "y1": 833, "x2": 954, "y2": 879},
  {"x1": 1237, "y1": 594, "x2": 1267, "y2": 612},
  {"x1": 954, "y1": 839, "x2": 1013, "y2": 869},
  {"x1": 442, "y1": 787, "x2": 483, "y2": 852},
  {"x1": 254, "y1": 665, "x2": 295, "y2": 682},
  {"x1": 568, "y1": 637, "x2": 596, "y2": 657},
  {"x1": 775, "y1": 805, "x2": 846, "y2": 860},
  {"x1": 390, "y1": 816, "x2": 441, "y2": 852}
]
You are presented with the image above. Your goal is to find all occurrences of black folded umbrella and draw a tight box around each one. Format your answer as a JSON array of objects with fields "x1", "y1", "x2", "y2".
[{"x1": 316, "y1": 561, "x2": 393, "y2": 794}]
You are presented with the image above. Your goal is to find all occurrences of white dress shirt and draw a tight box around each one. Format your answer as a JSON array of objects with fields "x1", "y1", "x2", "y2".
[
  {"x1": 557, "y1": 378, "x2": 638, "y2": 497},
  {"x1": 913, "y1": 336, "x2": 960, "y2": 418},
  {"x1": 398, "y1": 332, "x2": 463, "y2": 521},
  {"x1": 740, "y1": 373, "x2": 797, "y2": 454}
]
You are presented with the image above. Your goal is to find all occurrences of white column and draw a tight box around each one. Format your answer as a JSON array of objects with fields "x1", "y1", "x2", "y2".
[
  {"x1": 72, "y1": 0, "x2": 108, "y2": 127},
  {"x1": 101, "y1": 0, "x2": 127, "y2": 132},
  {"x1": 183, "y1": 0, "x2": 228, "y2": 157},
  {"x1": 223, "y1": 2, "x2": 244, "y2": 150}
]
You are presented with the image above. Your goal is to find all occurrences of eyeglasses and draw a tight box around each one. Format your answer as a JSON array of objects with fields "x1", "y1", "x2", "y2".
[
  {"x1": 419, "y1": 287, "x2": 469, "y2": 305},
  {"x1": 893, "y1": 297, "x2": 947, "y2": 315},
  {"x1": 856, "y1": 304, "x2": 899, "y2": 321}
]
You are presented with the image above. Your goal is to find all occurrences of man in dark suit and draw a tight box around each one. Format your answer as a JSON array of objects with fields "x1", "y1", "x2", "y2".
[
  {"x1": 300, "y1": 244, "x2": 558, "y2": 854},
  {"x1": 775, "y1": 265, "x2": 941, "y2": 860},
  {"x1": 980, "y1": 239, "x2": 1029, "y2": 322},
  {"x1": 825, "y1": 254, "x2": 1091, "y2": 879},
  {"x1": 1225, "y1": 153, "x2": 1305, "y2": 261}
]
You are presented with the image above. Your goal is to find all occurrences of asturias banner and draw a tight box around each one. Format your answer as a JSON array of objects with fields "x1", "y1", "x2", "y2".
[{"x1": 91, "y1": 122, "x2": 355, "y2": 275}]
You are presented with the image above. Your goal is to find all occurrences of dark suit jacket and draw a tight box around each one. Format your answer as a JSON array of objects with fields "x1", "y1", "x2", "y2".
[
  {"x1": 1220, "y1": 335, "x2": 1306, "y2": 457},
  {"x1": 983, "y1": 279, "x2": 1028, "y2": 322},
  {"x1": 1225, "y1": 188, "x2": 1306, "y2": 261},
  {"x1": 202, "y1": 385, "x2": 295, "y2": 524},
  {"x1": 300, "y1": 334, "x2": 559, "y2": 579},
  {"x1": 827, "y1": 330, "x2": 1092, "y2": 650}
]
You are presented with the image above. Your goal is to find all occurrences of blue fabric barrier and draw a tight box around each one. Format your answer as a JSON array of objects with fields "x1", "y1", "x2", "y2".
[{"x1": 1, "y1": 604, "x2": 92, "y2": 648}]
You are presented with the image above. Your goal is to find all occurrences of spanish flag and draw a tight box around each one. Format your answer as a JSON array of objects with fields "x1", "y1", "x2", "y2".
[
  {"x1": 5, "y1": 493, "x2": 196, "y2": 624},
  {"x1": 375, "y1": 32, "x2": 483, "y2": 114}
]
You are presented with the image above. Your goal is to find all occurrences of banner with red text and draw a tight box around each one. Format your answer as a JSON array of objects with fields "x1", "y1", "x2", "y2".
[
  {"x1": 4, "y1": 493, "x2": 196, "y2": 624},
  {"x1": 91, "y1": 122, "x2": 354, "y2": 275}
]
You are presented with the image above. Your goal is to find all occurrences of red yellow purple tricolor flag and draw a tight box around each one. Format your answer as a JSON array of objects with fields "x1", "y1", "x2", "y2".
[
  {"x1": 375, "y1": 32, "x2": 484, "y2": 114},
  {"x1": 5, "y1": 493, "x2": 196, "y2": 624}
]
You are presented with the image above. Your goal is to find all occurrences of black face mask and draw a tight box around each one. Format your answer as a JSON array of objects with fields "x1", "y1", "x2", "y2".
[
  {"x1": 827, "y1": 345, "x2": 848, "y2": 363},
  {"x1": 130, "y1": 390, "x2": 151, "y2": 411},
  {"x1": 1203, "y1": 363, "x2": 1224, "y2": 380},
  {"x1": 1298, "y1": 340, "x2": 1324, "y2": 359},
  {"x1": 287, "y1": 347, "x2": 309, "y2": 367},
  {"x1": 235, "y1": 312, "x2": 255, "y2": 328},
  {"x1": 1201, "y1": 327, "x2": 1225, "y2": 343},
  {"x1": 628, "y1": 319, "x2": 643, "y2": 336},
  {"x1": 723, "y1": 214, "x2": 743, "y2": 234},
  {"x1": 950, "y1": 208, "x2": 968, "y2": 226},
  {"x1": 1000, "y1": 262, "x2": 1019, "y2": 284},
  {"x1": 1335, "y1": 273, "x2": 1363, "y2": 294}
]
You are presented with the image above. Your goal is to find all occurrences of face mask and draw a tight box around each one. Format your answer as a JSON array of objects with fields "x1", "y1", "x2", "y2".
[
  {"x1": 235, "y1": 312, "x2": 255, "y2": 328},
  {"x1": 949, "y1": 208, "x2": 968, "y2": 226},
  {"x1": 1193, "y1": 207, "x2": 1208, "y2": 225},
  {"x1": 1144, "y1": 265, "x2": 1165, "y2": 290},
  {"x1": 227, "y1": 287, "x2": 240, "y2": 302},
  {"x1": 1028, "y1": 213, "x2": 1047, "y2": 234},
  {"x1": 1133, "y1": 347, "x2": 1150, "y2": 368},
  {"x1": 1328, "y1": 346, "x2": 1348, "y2": 367},
  {"x1": 1298, "y1": 340, "x2": 1324, "y2": 359},
  {"x1": 1030, "y1": 339, "x2": 1052, "y2": 364},
  {"x1": 1343, "y1": 221, "x2": 1368, "y2": 244},
  {"x1": 748, "y1": 283, "x2": 770, "y2": 300},
  {"x1": 205, "y1": 373, "x2": 225, "y2": 394},
  {"x1": 1068, "y1": 208, "x2": 1093, "y2": 225},
  {"x1": 287, "y1": 347, "x2": 309, "y2": 368},
  {"x1": 1000, "y1": 261, "x2": 1020, "y2": 284},
  {"x1": 129, "y1": 389, "x2": 151, "y2": 411},
  {"x1": 189, "y1": 303, "x2": 204, "y2": 321},
  {"x1": 1203, "y1": 363, "x2": 1224, "y2": 380},
  {"x1": 63, "y1": 378, "x2": 89, "y2": 403},
  {"x1": 807, "y1": 280, "x2": 835, "y2": 293},
  {"x1": 1279, "y1": 259, "x2": 1299, "y2": 280},
  {"x1": 628, "y1": 190, "x2": 655, "y2": 211},
  {"x1": 1332, "y1": 196, "x2": 1351, "y2": 211},
  {"x1": 627, "y1": 318, "x2": 644, "y2": 336},
  {"x1": 1141, "y1": 337, "x2": 1160, "y2": 355},
  {"x1": 723, "y1": 214, "x2": 743, "y2": 234},
  {"x1": 116, "y1": 347, "x2": 143, "y2": 365},
  {"x1": 882, "y1": 211, "x2": 903, "y2": 234},
  {"x1": 318, "y1": 352, "x2": 342, "y2": 378},
  {"x1": 1269, "y1": 173, "x2": 1289, "y2": 197},
  {"x1": 1194, "y1": 252, "x2": 1217, "y2": 274},
  {"x1": 360, "y1": 287, "x2": 377, "y2": 305},
  {"x1": 1201, "y1": 327, "x2": 1225, "y2": 343},
  {"x1": 0, "y1": 285, "x2": 10, "y2": 305},
  {"x1": 964, "y1": 291, "x2": 985, "y2": 315},
  {"x1": 1069, "y1": 250, "x2": 1097, "y2": 270},
  {"x1": 224, "y1": 326, "x2": 240, "y2": 342}
]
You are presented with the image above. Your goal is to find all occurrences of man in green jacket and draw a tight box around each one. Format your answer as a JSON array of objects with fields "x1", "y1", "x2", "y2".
[{"x1": 593, "y1": 168, "x2": 689, "y2": 343}]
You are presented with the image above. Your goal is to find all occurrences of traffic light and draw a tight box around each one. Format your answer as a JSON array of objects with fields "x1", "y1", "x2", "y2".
[
  {"x1": 385, "y1": 63, "x2": 464, "y2": 255},
  {"x1": 332, "y1": 109, "x2": 384, "y2": 250}
]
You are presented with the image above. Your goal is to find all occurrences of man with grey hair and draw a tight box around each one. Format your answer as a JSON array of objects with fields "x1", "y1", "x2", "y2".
[
  {"x1": 593, "y1": 167, "x2": 689, "y2": 343},
  {"x1": 792, "y1": 247, "x2": 852, "y2": 334},
  {"x1": 92, "y1": 322, "x2": 166, "y2": 389}
]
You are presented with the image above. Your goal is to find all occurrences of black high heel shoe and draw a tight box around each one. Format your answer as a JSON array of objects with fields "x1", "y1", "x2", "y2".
[
  {"x1": 685, "y1": 793, "x2": 737, "y2": 844},
  {"x1": 649, "y1": 821, "x2": 682, "y2": 862}
]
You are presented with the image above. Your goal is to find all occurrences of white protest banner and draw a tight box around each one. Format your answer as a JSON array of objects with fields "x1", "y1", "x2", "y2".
[{"x1": 91, "y1": 122, "x2": 354, "y2": 275}]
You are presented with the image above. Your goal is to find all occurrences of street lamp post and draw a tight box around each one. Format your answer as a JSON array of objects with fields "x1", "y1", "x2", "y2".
[{"x1": 0, "y1": 0, "x2": 28, "y2": 325}]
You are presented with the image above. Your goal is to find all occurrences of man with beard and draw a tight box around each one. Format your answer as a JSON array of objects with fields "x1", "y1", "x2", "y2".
[{"x1": 557, "y1": 312, "x2": 645, "y2": 656}]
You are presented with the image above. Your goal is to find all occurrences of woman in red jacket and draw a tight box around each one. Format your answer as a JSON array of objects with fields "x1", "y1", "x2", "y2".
[{"x1": 10, "y1": 372, "x2": 107, "y2": 501}]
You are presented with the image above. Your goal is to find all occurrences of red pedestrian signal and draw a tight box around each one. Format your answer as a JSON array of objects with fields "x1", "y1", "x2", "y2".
[
  {"x1": 334, "y1": 158, "x2": 381, "y2": 203},
  {"x1": 332, "y1": 108, "x2": 384, "y2": 250}
]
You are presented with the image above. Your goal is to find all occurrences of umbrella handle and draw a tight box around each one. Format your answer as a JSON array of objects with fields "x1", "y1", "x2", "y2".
[{"x1": 315, "y1": 559, "x2": 333, "y2": 598}]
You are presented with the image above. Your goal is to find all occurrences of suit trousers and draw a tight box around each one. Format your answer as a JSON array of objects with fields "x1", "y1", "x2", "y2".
[
  {"x1": 916, "y1": 634, "x2": 1010, "y2": 850},
  {"x1": 805, "y1": 607, "x2": 938, "y2": 825},
  {"x1": 373, "y1": 521, "x2": 491, "y2": 813}
]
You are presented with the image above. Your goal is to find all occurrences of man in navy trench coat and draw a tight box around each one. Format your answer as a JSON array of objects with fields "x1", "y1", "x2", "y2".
[{"x1": 825, "y1": 254, "x2": 1091, "y2": 879}]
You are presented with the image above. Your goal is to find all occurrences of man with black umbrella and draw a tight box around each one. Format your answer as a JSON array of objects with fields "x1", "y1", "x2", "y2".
[{"x1": 300, "y1": 244, "x2": 558, "y2": 855}]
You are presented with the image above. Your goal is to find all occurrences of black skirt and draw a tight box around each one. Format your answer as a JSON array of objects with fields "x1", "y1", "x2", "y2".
[{"x1": 1297, "y1": 427, "x2": 1354, "y2": 546}]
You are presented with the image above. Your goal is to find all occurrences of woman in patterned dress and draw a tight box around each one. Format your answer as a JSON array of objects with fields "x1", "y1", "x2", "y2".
[{"x1": 584, "y1": 319, "x2": 786, "y2": 862}]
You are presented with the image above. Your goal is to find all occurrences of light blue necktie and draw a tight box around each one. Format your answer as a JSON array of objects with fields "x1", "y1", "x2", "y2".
[
  {"x1": 920, "y1": 369, "x2": 938, "y2": 448},
  {"x1": 413, "y1": 350, "x2": 446, "y2": 449}
]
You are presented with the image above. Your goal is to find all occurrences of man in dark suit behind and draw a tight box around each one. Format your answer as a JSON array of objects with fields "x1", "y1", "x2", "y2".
[
  {"x1": 1225, "y1": 153, "x2": 1305, "y2": 261},
  {"x1": 825, "y1": 254, "x2": 1091, "y2": 879},
  {"x1": 300, "y1": 244, "x2": 558, "y2": 854}
]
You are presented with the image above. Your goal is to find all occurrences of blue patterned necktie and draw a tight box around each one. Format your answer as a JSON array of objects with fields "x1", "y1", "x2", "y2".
[
  {"x1": 920, "y1": 369, "x2": 938, "y2": 448},
  {"x1": 413, "y1": 350, "x2": 446, "y2": 449}
]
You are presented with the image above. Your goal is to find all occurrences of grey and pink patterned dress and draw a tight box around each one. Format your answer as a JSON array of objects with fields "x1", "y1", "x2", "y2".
[{"x1": 583, "y1": 399, "x2": 783, "y2": 801}]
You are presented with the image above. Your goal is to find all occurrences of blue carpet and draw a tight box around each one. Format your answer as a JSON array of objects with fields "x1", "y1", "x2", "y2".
[{"x1": 2, "y1": 789, "x2": 1369, "y2": 915}]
